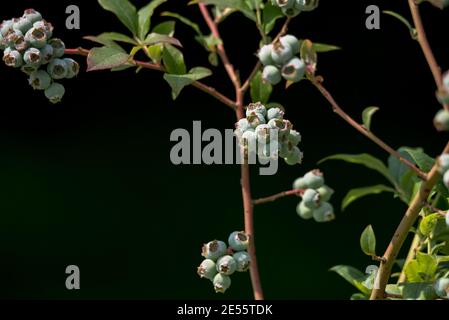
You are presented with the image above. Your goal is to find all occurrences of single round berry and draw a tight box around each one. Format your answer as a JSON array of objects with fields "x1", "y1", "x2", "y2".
[
  {"x1": 262, "y1": 65, "x2": 282, "y2": 85},
  {"x1": 317, "y1": 185, "x2": 334, "y2": 202},
  {"x1": 285, "y1": 146, "x2": 303, "y2": 165},
  {"x1": 275, "y1": 0, "x2": 295, "y2": 8},
  {"x1": 0, "y1": 20, "x2": 13, "y2": 37},
  {"x1": 313, "y1": 202, "x2": 335, "y2": 223},
  {"x1": 241, "y1": 130, "x2": 257, "y2": 151},
  {"x1": 47, "y1": 58, "x2": 68, "y2": 79},
  {"x1": 443, "y1": 71, "x2": 449, "y2": 89},
  {"x1": 288, "y1": 130, "x2": 301, "y2": 146},
  {"x1": 236, "y1": 118, "x2": 251, "y2": 132},
  {"x1": 48, "y1": 38, "x2": 65, "y2": 58},
  {"x1": 267, "y1": 107, "x2": 284, "y2": 121},
  {"x1": 21, "y1": 64, "x2": 39, "y2": 75},
  {"x1": 3, "y1": 49, "x2": 23, "y2": 68},
  {"x1": 267, "y1": 118, "x2": 284, "y2": 131},
  {"x1": 44, "y1": 82, "x2": 65, "y2": 104},
  {"x1": 293, "y1": 177, "x2": 307, "y2": 190},
  {"x1": 444, "y1": 170, "x2": 449, "y2": 189},
  {"x1": 259, "y1": 141, "x2": 280, "y2": 160},
  {"x1": 438, "y1": 154, "x2": 449, "y2": 173},
  {"x1": 434, "y1": 278, "x2": 449, "y2": 298},
  {"x1": 40, "y1": 45, "x2": 54, "y2": 64},
  {"x1": 197, "y1": 259, "x2": 217, "y2": 281},
  {"x1": 13, "y1": 17, "x2": 33, "y2": 34},
  {"x1": 216, "y1": 255, "x2": 237, "y2": 275},
  {"x1": 302, "y1": 189, "x2": 320, "y2": 208},
  {"x1": 3, "y1": 29, "x2": 23, "y2": 48},
  {"x1": 23, "y1": 48, "x2": 42, "y2": 66},
  {"x1": 279, "y1": 119, "x2": 293, "y2": 137},
  {"x1": 246, "y1": 102, "x2": 267, "y2": 118},
  {"x1": 296, "y1": 0, "x2": 319, "y2": 11},
  {"x1": 271, "y1": 40, "x2": 293, "y2": 65},
  {"x1": 13, "y1": 34, "x2": 28, "y2": 52},
  {"x1": 296, "y1": 200, "x2": 314, "y2": 220},
  {"x1": 258, "y1": 44, "x2": 274, "y2": 66},
  {"x1": 23, "y1": 9, "x2": 43, "y2": 25},
  {"x1": 29, "y1": 70, "x2": 51, "y2": 90},
  {"x1": 282, "y1": 57, "x2": 305, "y2": 82},
  {"x1": 280, "y1": 34, "x2": 300, "y2": 54},
  {"x1": 228, "y1": 231, "x2": 249, "y2": 251},
  {"x1": 33, "y1": 20, "x2": 53, "y2": 39},
  {"x1": 213, "y1": 273, "x2": 231, "y2": 293},
  {"x1": 24, "y1": 27, "x2": 47, "y2": 48},
  {"x1": 233, "y1": 251, "x2": 251, "y2": 272},
  {"x1": 434, "y1": 109, "x2": 449, "y2": 131},
  {"x1": 303, "y1": 170, "x2": 325, "y2": 189},
  {"x1": 201, "y1": 240, "x2": 227, "y2": 261},
  {"x1": 63, "y1": 58, "x2": 80, "y2": 79},
  {"x1": 247, "y1": 112, "x2": 266, "y2": 128}
]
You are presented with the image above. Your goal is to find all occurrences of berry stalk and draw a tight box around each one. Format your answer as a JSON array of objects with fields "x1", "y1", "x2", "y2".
[{"x1": 253, "y1": 189, "x2": 304, "y2": 206}]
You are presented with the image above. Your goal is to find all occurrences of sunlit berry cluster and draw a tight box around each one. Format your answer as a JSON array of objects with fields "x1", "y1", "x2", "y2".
[
  {"x1": 258, "y1": 34, "x2": 305, "y2": 86},
  {"x1": 272, "y1": 0, "x2": 319, "y2": 17},
  {"x1": 234, "y1": 102, "x2": 303, "y2": 165},
  {"x1": 0, "y1": 9, "x2": 79, "y2": 103},
  {"x1": 293, "y1": 169, "x2": 336, "y2": 222},
  {"x1": 198, "y1": 231, "x2": 251, "y2": 293}
]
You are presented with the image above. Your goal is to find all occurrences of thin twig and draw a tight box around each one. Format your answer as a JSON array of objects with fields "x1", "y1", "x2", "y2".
[
  {"x1": 310, "y1": 77, "x2": 428, "y2": 180},
  {"x1": 423, "y1": 202, "x2": 447, "y2": 216},
  {"x1": 370, "y1": 141, "x2": 449, "y2": 300},
  {"x1": 64, "y1": 48, "x2": 238, "y2": 110},
  {"x1": 253, "y1": 189, "x2": 303, "y2": 206},
  {"x1": 408, "y1": 0, "x2": 449, "y2": 111}
]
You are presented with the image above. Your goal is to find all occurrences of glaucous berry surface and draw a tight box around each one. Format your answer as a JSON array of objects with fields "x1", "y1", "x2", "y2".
[{"x1": 0, "y1": 9, "x2": 79, "y2": 103}]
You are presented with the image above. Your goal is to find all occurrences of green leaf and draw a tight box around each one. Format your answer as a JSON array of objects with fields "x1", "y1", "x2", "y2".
[
  {"x1": 164, "y1": 67, "x2": 212, "y2": 99},
  {"x1": 87, "y1": 46, "x2": 130, "y2": 72},
  {"x1": 152, "y1": 21, "x2": 176, "y2": 36},
  {"x1": 312, "y1": 43, "x2": 341, "y2": 53},
  {"x1": 330, "y1": 265, "x2": 370, "y2": 295},
  {"x1": 360, "y1": 225, "x2": 376, "y2": 257},
  {"x1": 424, "y1": 0, "x2": 448, "y2": 10},
  {"x1": 262, "y1": 2, "x2": 283, "y2": 34},
  {"x1": 191, "y1": 0, "x2": 256, "y2": 21},
  {"x1": 350, "y1": 293, "x2": 368, "y2": 300},
  {"x1": 137, "y1": 0, "x2": 167, "y2": 40},
  {"x1": 143, "y1": 33, "x2": 182, "y2": 47},
  {"x1": 320, "y1": 153, "x2": 396, "y2": 186},
  {"x1": 86, "y1": 32, "x2": 137, "y2": 45},
  {"x1": 383, "y1": 10, "x2": 417, "y2": 38},
  {"x1": 404, "y1": 252, "x2": 438, "y2": 282},
  {"x1": 362, "y1": 106, "x2": 379, "y2": 131},
  {"x1": 162, "y1": 45, "x2": 186, "y2": 75},
  {"x1": 402, "y1": 147, "x2": 434, "y2": 173},
  {"x1": 342, "y1": 185, "x2": 395, "y2": 211},
  {"x1": 250, "y1": 71, "x2": 272, "y2": 104},
  {"x1": 420, "y1": 213, "x2": 443, "y2": 237},
  {"x1": 98, "y1": 0, "x2": 138, "y2": 36},
  {"x1": 400, "y1": 282, "x2": 437, "y2": 300},
  {"x1": 161, "y1": 12, "x2": 203, "y2": 36},
  {"x1": 83, "y1": 35, "x2": 126, "y2": 52}
]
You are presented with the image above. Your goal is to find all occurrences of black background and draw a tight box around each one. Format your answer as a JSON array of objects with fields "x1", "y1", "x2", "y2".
[{"x1": 0, "y1": 0, "x2": 448, "y2": 299}]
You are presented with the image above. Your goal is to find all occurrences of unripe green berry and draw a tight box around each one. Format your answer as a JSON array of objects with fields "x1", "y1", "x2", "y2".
[
  {"x1": 47, "y1": 58, "x2": 68, "y2": 79},
  {"x1": 13, "y1": 17, "x2": 33, "y2": 34},
  {"x1": 233, "y1": 251, "x2": 251, "y2": 272},
  {"x1": 44, "y1": 82, "x2": 65, "y2": 104},
  {"x1": 29, "y1": 70, "x2": 51, "y2": 90},
  {"x1": 246, "y1": 102, "x2": 267, "y2": 117},
  {"x1": 197, "y1": 259, "x2": 217, "y2": 281},
  {"x1": 48, "y1": 38, "x2": 65, "y2": 58},
  {"x1": 40, "y1": 45, "x2": 54, "y2": 64},
  {"x1": 262, "y1": 65, "x2": 282, "y2": 85},
  {"x1": 285, "y1": 146, "x2": 303, "y2": 165},
  {"x1": 288, "y1": 130, "x2": 301, "y2": 146},
  {"x1": 3, "y1": 49, "x2": 23, "y2": 68},
  {"x1": 228, "y1": 231, "x2": 249, "y2": 251},
  {"x1": 241, "y1": 130, "x2": 257, "y2": 150},
  {"x1": 296, "y1": 200, "x2": 314, "y2": 220},
  {"x1": 258, "y1": 44, "x2": 274, "y2": 66},
  {"x1": 282, "y1": 57, "x2": 305, "y2": 82},
  {"x1": 296, "y1": 0, "x2": 319, "y2": 11},
  {"x1": 271, "y1": 40, "x2": 293, "y2": 65},
  {"x1": 21, "y1": 64, "x2": 39, "y2": 75},
  {"x1": 33, "y1": 20, "x2": 53, "y2": 39},
  {"x1": 267, "y1": 118, "x2": 284, "y2": 131},
  {"x1": 13, "y1": 34, "x2": 28, "y2": 52},
  {"x1": 216, "y1": 255, "x2": 237, "y2": 275},
  {"x1": 313, "y1": 202, "x2": 335, "y2": 222},
  {"x1": 23, "y1": 47, "x2": 42, "y2": 66},
  {"x1": 0, "y1": 20, "x2": 13, "y2": 37},
  {"x1": 438, "y1": 154, "x2": 449, "y2": 173},
  {"x1": 23, "y1": 9, "x2": 43, "y2": 25},
  {"x1": 444, "y1": 170, "x2": 449, "y2": 189},
  {"x1": 434, "y1": 109, "x2": 449, "y2": 131},
  {"x1": 63, "y1": 58, "x2": 80, "y2": 79},
  {"x1": 201, "y1": 240, "x2": 227, "y2": 261},
  {"x1": 434, "y1": 278, "x2": 449, "y2": 298},
  {"x1": 303, "y1": 169, "x2": 325, "y2": 189},
  {"x1": 267, "y1": 107, "x2": 284, "y2": 121},
  {"x1": 213, "y1": 273, "x2": 231, "y2": 293},
  {"x1": 24, "y1": 27, "x2": 47, "y2": 48},
  {"x1": 247, "y1": 112, "x2": 266, "y2": 128},
  {"x1": 302, "y1": 188, "x2": 320, "y2": 208},
  {"x1": 293, "y1": 177, "x2": 308, "y2": 190},
  {"x1": 280, "y1": 34, "x2": 300, "y2": 54},
  {"x1": 317, "y1": 185, "x2": 334, "y2": 202}
]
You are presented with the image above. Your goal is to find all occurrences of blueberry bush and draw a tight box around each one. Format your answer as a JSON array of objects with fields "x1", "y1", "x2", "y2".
[{"x1": 2, "y1": 0, "x2": 449, "y2": 300}]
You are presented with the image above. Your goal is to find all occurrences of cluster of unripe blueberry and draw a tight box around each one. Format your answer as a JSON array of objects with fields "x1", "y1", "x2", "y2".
[
  {"x1": 293, "y1": 169, "x2": 336, "y2": 222},
  {"x1": 0, "y1": 9, "x2": 79, "y2": 104},
  {"x1": 258, "y1": 34, "x2": 305, "y2": 86},
  {"x1": 272, "y1": 0, "x2": 319, "y2": 17},
  {"x1": 197, "y1": 231, "x2": 251, "y2": 293},
  {"x1": 234, "y1": 102, "x2": 303, "y2": 165}
]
